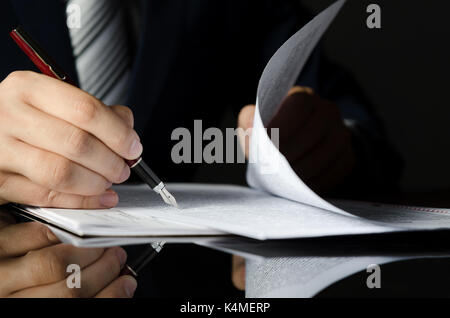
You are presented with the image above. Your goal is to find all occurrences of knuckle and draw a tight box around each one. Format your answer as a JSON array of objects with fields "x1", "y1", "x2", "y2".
[
  {"x1": 67, "y1": 128, "x2": 91, "y2": 156},
  {"x1": 38, "y1": 223, "x2": 59, "y2": 244},
  {"x1": 28, "y1": 249, "x2": 66, "y2": 283},
  {"x1": 118, "y1": 106, "x2": 134, "y2": 126},
  {"x1": 43, "y1": 251, "x2": 67, "y2": 280},
  {"x1": 43, "y1": 189, "x2": 59, "y2": 207},
  {"x1": 4, "y1": 71, "x2": 33, "y2": 85},
  {"x1": 113, "y1": 128, "x2": 133, "y2": 152},
  {"x1": 47, "y1": 158, "x2": 73, "y2": 189},
  {"x1": 122, "y1": 106, "x2": 133, "y2": 117},
  {"x1": 31, "y1": 187, "x2": 55, "y2": 207},
  {"x1": 27, "y1": 222, "x2": 56, "y2": 243},
  {"x1": 0, "y1": 174, "x2": 9, "y2": 194},
  {"x1": 0, "y1": 71, "x2": 33, "y2": 98},
  {"x1": 73, "y1": 97, "x2": 99, "y2": 124}
]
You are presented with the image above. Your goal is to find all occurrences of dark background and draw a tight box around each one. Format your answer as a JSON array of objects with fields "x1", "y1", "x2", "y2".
[{"x1": 302, "y1": 0, "x2": 450, "y2": 193}]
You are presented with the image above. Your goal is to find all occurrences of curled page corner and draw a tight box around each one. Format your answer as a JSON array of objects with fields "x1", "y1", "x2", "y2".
[{"x1": 246, "y1": 0, "x2": 352, "y2": 216}]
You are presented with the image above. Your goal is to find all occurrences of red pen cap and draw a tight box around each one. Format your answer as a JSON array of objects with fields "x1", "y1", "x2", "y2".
[{"x1": 10, "y1": 26, "x2": 73, "y2": 84}]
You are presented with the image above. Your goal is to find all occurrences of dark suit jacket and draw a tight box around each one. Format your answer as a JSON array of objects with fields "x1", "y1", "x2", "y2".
[{"x1": 0, "y1": 0, "x2": 402, "y2": 296}]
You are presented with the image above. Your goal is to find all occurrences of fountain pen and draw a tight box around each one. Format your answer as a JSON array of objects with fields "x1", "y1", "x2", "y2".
[{"x1": 10, "y1": 26, "x2": 178, "y2": 208}]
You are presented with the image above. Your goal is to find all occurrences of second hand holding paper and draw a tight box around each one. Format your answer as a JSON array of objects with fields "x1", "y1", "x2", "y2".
[{"x1": 246, "y1": 0, "x2": 350, "y2": 216}]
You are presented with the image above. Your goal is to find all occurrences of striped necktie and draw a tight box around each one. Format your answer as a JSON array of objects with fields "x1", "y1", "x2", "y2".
[{"x1": 66, "y1": 0, "x2": 131, "y2": 106}]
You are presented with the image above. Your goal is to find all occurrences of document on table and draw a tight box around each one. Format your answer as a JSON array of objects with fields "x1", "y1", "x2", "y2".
[
  {"x1": 18, "y1": 183, "x2": 400, "y2": 240},
  {"x1": 22, "y1": 193, "x2": 226, "y2": 237},
  {"x1": 108, "y1": 184, "x2": 402, "y2": 240},
  {"x1": 21, "y1": 182, "x2": 450, "y2": 243}
]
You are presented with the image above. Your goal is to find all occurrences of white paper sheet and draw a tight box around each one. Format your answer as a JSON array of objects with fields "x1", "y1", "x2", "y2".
[
  {"x1": 24, "y1": 195, "x2": 224, "y2": 237},
  {"x1": 132, "y1": 184, "x2": 401, "y2": 240},
  {"x1": 25, "y1": 180, "x2": 450, "y2": 242},
  {"x1": 246, "y1": 0, "x2": 350, "y2": 216},
  {"x1": 329, "y1": 199, "x2": 450, "y2": 232},
  {"x1": 48, "y1": 226, "x2": 224, "y2": 248}
]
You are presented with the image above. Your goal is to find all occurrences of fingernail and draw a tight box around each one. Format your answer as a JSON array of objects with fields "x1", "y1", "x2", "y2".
[
  {"x1": 99, "y1": 191, "x2": 118, "y2": 207},
  {"x1": 123, "y1": 276, "x2": 137, "y2": 298},
  {"x1": 129, "y1": 139, "x2": 143, "y2": 158},
  {"x1": 115, "y1": 247, "x2": 127, "y2": 268}
]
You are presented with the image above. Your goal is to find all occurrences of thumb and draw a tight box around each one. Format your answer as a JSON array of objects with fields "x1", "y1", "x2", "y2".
[{"x1": 237, "y1": 105, "x2": 255, "y2": 159}]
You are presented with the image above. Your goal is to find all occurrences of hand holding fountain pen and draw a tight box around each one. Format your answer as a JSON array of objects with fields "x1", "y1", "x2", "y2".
[{"x1": 10, "y1": 26, "x2": 178, "y2": 208}]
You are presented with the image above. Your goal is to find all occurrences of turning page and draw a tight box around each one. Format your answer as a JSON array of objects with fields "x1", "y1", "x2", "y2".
[{"x1": 246, "y1": 0, "x2": 349, "y2": 215}]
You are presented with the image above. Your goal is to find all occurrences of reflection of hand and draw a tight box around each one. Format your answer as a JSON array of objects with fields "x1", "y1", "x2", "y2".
[
  {"x1": 232, "y1": 255, "x2": 246, "y2": 291},
  {"x1": 0, "y1": 212, "x2": 137, "y2": 298},
  {"x1": 238, "y1": 86, "x2": 356, "y2": 194},
  {"x1": 0, "y1": 71, "x2": 142, "y2": 209}
]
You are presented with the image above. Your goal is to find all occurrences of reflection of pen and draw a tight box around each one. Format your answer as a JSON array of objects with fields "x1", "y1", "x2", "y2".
[
  {"x1": 10, "y1": 26, "x2": 178, "y2": 208},
  {"x1": 121, "y1": 242, "x2": 165, "y2": 277}
]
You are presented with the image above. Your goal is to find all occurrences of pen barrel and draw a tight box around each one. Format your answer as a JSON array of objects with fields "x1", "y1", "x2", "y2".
[
  {"x1": 10, "y1": 27, "x2": 73, "y2": 84},
  {"x1": 127, "y1": 158, "x2": 161, "y2": 190},
  {"x1": 125, "y1": 158, "x2": 141, "y2": 168},
  {"x1": 120, "y1": 265, "x2": 137, "y2": 278}
]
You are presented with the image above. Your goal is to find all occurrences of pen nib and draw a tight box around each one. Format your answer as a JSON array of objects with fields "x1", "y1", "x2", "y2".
[{"x1": 160, "y1": 187, "x2": 179, "y2": 208}]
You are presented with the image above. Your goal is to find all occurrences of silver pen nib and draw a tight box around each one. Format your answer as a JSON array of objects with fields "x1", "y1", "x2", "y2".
[{"x1": 160, "y1": 187, "x2": 179, "y2": 208}]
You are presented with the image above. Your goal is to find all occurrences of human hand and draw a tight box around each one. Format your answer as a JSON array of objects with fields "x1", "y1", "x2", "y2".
[
  {"x1": 231, "y1": 255, "x2": 246, "y2": 291},
  {"x1": 238, "y1": 86, "x2": 355, "y2": 194},
  {"x1": 0, "y1": 71, "x2": 143, "y2": 208},
  {"x1": 0, "y1": 211, "x2": 137, "y2": 298}
]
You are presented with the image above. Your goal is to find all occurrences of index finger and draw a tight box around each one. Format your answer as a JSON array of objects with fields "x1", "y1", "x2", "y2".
[{"x1": 9, "y1": 71, "x2": 143, "y2": 160}]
